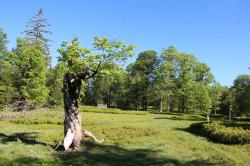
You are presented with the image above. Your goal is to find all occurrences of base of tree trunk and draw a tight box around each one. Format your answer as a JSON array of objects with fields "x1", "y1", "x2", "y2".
[
  {"x1": 54, "y1": 125, "x2": 104, "y2": 151},
  {"x1": 63, "y1": 112, "x2": 83, "y2": 150}
]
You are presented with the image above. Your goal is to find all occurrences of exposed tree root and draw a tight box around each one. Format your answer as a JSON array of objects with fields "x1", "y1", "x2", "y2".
[
  {"x1": 54, "y1": 128, "x2": 103, "y2": 151},
  {"x1": 83, "y1": 129, "x2": 104, "y2": 143}
]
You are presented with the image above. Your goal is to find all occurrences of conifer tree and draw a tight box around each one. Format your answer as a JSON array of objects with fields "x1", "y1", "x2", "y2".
[{"x1": 23, "y1": 8, "x2": 52, "y2": 67}]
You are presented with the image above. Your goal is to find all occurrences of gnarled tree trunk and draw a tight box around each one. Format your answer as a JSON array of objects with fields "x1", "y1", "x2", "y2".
[
  {"x1": 60, "y1": 61, "x2": 102, "y2": 151},
  {"x1": 62, "y1": 73, "x2": 83, "y2": 150}
]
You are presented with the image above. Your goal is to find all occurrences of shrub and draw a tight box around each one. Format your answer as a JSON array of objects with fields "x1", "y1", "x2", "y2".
[{"x1": 188, "y1": 122, "x2": 250, "y2": 144}]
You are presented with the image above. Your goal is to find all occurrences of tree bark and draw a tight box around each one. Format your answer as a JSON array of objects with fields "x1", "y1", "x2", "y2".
[
  {"x1": 169, "y1": 98, "x2": 174, "y2": 112},
  {"x1": 159, "y1": 94, "x2": 163, "y2": 113},
  {"x1": 62, "y1": 73, "x2": 83, "y2": 150},
  {"x1": 59, "y1": 61, "x2": 103, "y2": 151},
  {"x1": 229, "y1": 105, "x2": 232, "y2": 122},
  {"x1": 136, "y1": 105, "x2": 139, "y2": 111},
  {"x1": 206, "y1": 114, "x2": 210, "y2": 122}
]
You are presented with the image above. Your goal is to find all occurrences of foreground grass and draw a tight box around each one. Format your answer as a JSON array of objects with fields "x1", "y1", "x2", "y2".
[{"x1": 0, "y1": 107, "x2": 249, "y2": 166}]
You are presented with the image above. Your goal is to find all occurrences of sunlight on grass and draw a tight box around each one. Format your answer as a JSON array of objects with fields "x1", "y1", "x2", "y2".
[{"x1": 0, "y1": 107, "x2": 249, "y2": 165}]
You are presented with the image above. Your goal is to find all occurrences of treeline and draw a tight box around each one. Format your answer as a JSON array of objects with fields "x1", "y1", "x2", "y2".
[
  {"x1": 83, "y1": 48, "x2": 250, "y2": 117},
  {"x1": 0, "y1": 9, "x2": 250, "y2": 117}
]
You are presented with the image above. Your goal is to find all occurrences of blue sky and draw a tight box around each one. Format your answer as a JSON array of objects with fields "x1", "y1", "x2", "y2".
[{"x1": 1, "y1": 0, "x2": 250, "y2": 86}]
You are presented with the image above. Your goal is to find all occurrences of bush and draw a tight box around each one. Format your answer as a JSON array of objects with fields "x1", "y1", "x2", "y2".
[{"x1": 188, "y1": 121, "x2": 250, "y2": 144}]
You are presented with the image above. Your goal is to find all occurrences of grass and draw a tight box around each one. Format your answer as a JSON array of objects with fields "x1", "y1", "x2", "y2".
[{"x1": 0, "y1": 107, "x2": 249, "y2": 165}]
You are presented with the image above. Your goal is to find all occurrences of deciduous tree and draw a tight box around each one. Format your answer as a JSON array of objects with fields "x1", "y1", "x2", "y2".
[
  {"x1": 11, "y1": 38, "x2": 49, "y2": 106},
  {"x1": 57, "y1": 37, "x2": 135, "y2": 150}
]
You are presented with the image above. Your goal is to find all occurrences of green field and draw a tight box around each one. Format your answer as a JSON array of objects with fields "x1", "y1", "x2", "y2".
[{"x1": 0, "y1": 107, "x2": 249, "y2": 166}]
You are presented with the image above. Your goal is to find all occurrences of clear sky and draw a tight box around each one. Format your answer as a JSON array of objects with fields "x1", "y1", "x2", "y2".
[{"x1": 1, "y1": 0, "x2": 250, "y2": 86}]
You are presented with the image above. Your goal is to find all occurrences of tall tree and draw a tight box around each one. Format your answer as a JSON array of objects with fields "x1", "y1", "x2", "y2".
[
  {"x1": 23, "y1": 8, "x2": 52, "y2": 67},
  {"x1": 194, "y1": 83, "x2": 212, "y2": 121},
  {"x1": 231, "y1": 75, "x2": 250, "y2": 115},
  {"x1": 10, "y1": 38, "x2": 49, "y2": 106},
  {"x1": 129, "y1": 50, "x2": 158, "y2": 110},
  {"x1": 219, "y1": 86, "x2": 233, "y2": 115},
  {"x1": 209, "y1": 83, "x2": 222, "y2": 115},
  {"x1": 152, "y1": 61, "x2": 175, "y2": 112},
  {"x1": 88, "y1": 66, "x2": 126, "y2": 107},
  {"x1": 46, "y1": 63, "x2": 65, "y2": 105},
  {"x1": 126, "y1": 62, "x2": 144, "y2": 110},
  {"x1": 0, "y1": 29, "x2": 18, "y2": 107},
  {"x1": 57, "y1": 37, "x2": 135, "y2": 150},
  {"x1": 160, "y1": 46, "x2": 214, "y2": 113}
]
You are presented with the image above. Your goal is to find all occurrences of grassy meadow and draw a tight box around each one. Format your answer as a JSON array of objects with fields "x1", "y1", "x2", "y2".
[{"x1": 0, "y1": 106, "x2": 249, "y2": 166}]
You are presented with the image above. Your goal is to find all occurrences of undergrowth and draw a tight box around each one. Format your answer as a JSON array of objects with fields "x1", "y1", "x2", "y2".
[{"x1": 188, "y1": 121, "x2": 250, "y2": 144}]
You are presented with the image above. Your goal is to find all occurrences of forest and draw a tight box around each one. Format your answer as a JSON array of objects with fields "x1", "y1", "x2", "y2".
[{"x1": 0, "y1": 8, "x2": 250, "y2": 166}]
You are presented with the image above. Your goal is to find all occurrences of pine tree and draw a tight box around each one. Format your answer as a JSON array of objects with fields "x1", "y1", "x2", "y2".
[{"x1": 23, "y1": 8, "x2": 52, "y2": 67}]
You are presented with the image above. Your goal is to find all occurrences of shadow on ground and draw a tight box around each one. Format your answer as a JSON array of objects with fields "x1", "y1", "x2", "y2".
[
  {"x1": 0, "y1": 140, "x2": 224, "y2": 166},
  {"x1": 55, "y1": 141, "x2": 221, "y2": 166},
  {"x1": 0, "y1": 132, "x2": 49, "y2": 146},
  {"x1": 0, "y1": 133, "x2": 224, "y2": 166}
]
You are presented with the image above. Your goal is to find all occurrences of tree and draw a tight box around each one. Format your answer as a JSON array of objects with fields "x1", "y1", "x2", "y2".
[
  {"x1": 194, "y1": 63, "x2": 214, "y2": 84},
  {"x1": 126, "y1": 62, "x2": 144, "y2": 110},
  {"x1": 128, "y1": 50, "x2": 158, "y2": 110},
  {"x1": 231, "y1": 75, "x2": 250, "y2": 116},
  {"x1": 23, "y1": 8, "x2": 52, "y2": 67},
  {"x1": 219, "y1": 86, "x2": 233, "y2": 115},
  {"x1": 152, "y1": 61, "x2": 175, "y2": 112},
  {"x1": 209, "y1": 83, "x2": 222, "y2": 115},
  {"x1": 0, "y1": 28, "x2": 8, "y2": 52},
  {"x1": 57, "y1": 37, "x2": 135, "y2": 150},
  {"x1": 46, "y1": 64, "x2": 65, "y2": 105},
  {"x1": 0, "y1": 29, "x2": 18, "y2": 107},
  {"x1": 194, "y1": 83, "x2": 212, "y2": 121},
  {"x1": 10, "y1": 38, "x2": 49, "y2": 106},
  {"x1": 160, "y1": 46, "x2": 214, "y2": 113},
  {"x1": 87, "y1": 66, "x2": 127, "y2": 108}
]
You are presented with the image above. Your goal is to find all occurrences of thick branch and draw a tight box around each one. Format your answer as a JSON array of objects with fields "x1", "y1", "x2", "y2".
[
  {"x1": 86, "y1": 60, "x2": 102, "y2": 79},
  {"x1": 70, "y1": 60, "x2": 102, "y2": 83}
]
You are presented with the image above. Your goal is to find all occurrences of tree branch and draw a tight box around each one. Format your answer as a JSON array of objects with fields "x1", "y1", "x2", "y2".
[
  {"x1": 86, "y1": 60, "x2": 102, "y2": 79},
  {"x1": 70, "y1": 60, "x2": 102, "y2": 83}
]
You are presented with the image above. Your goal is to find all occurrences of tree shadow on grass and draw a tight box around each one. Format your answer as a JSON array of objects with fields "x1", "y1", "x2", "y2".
[
  {"x1": 55, "y1": 141, "x2": 220, "y2": 166},
  {"x1": 0, "y1": 132, "x2": 50, "y2": 147},
  {"x1": 0, "y1": 140, "x2": 224, "y2": 165}
]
